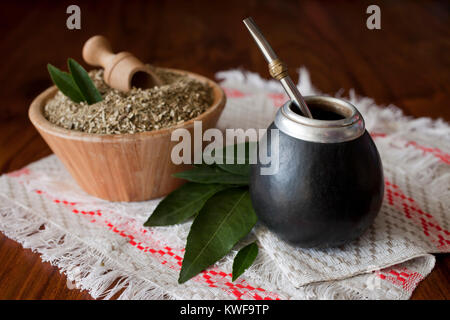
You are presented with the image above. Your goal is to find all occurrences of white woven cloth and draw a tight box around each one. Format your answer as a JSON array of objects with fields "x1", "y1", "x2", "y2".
[{"x1": 0, "y1": 68, "x2": 448, "y2": 300}]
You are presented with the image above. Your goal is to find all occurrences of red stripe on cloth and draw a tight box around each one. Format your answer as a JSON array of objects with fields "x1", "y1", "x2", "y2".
[
  {"x1": 371, "y1": 132, "x2": 450, "y2": 165},
  {"x1": 384, "y1": 180, "x2": 450, "y2": 251},
  {"x1": 378, "y1": 267, "x2": 424, "y2": 293},
  {"x1": 222, "y1": 88, "x2": 247, "y2": 98},
  {"x1": 17, "y1": 174, "x2": 446, "y2": 297},
  {"x1": 267, "y1": 93, "x2": 288, "y2": 107},
  {"x1": 406, "y1": 141, "x2": 450, "y2": 164},
  {"x1": 222, "y1": 86, "x2": 289, "y2": 107},
  {"x1": 32, "y1": 189, "x2": 281, "y2": 300},
  {"x1": 6, "y1": 168, "x2": 30, "y2": 177}
]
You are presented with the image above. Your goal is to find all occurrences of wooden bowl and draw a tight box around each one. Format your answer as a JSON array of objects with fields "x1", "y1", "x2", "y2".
[{"x1": 29, "y1": 69, "x2": 226, "y2": 202}]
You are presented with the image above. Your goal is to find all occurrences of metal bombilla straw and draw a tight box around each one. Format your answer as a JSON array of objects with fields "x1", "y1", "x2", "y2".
[{"x1": 243, "y1": 17, "x2": 313, "y2": 119}]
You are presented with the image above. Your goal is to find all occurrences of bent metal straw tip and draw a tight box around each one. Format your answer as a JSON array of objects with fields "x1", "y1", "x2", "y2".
[{"x1": 243, "y1": 17, "x2": 313, "y2": 119}]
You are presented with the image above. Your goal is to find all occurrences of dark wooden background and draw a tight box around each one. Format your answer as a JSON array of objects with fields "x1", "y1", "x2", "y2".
[{"x1": 0, "y1": 0, "x2": 448, "y2": 299}]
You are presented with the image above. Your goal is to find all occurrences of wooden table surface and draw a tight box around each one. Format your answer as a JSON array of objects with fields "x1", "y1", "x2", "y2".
[{"x1": 0, "y1": 0, "x2": 448, "y2": 300}]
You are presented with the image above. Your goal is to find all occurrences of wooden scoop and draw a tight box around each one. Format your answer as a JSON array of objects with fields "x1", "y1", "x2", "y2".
[{"x1": 82, "y1": 35, "x2": 162, "y2": 92}]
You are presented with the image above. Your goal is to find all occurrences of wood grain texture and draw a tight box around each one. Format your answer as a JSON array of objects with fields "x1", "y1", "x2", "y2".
[
  {"x1": 0, "y1": 0, "x2": 448, "y2": 299},
  {"x1": 28, "y1": 70, "x2": 225, "y2": 201}
]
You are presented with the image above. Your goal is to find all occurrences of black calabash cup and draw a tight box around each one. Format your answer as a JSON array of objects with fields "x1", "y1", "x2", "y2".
[{"x1": 250, "y1": 96, "x2": 384, "y2": 248}]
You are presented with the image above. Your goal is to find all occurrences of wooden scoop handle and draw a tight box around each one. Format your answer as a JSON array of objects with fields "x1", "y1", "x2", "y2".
[
  {"x1": 82, "y1": 35, "x2": 162, "y2": 92},
  {"x1": 82, "y1": 35, "x2": 116, "y2": 68}
]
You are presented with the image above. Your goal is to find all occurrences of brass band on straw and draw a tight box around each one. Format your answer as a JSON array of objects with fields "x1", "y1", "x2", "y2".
[
  {"x1": 243, "y1": 17, "x2": 313, "y2": 119},
  {"x1": 268, "y1": 59, "x2": 289, "y2": 81}
]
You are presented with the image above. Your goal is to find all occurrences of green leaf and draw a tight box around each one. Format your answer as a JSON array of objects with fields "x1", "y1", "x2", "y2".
[
  {"x1": 47, "y1": 64, "x2": 85, "y2": 103},
  {"x1": 232, "y1": 242, "x2": 258, "y2": 281},
  {"x1": 217, "y1": 163, "x2": 250, "y2": 177},
  {"x1": 178, "y1": 188, "x2": 257, "y2": 284},
  {"x1": 173, "y1": 165, "x2": 249, "y2": 185},
  {"x1": 67, "y1": 58, "x2": 102, "y2": 105},
  {"x1": 210, "y1": 142, "x2": 257, "y2": 176},
  {"x1": 144, "y1": 183, "x2": 230, "y2": 226}
]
